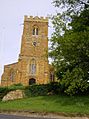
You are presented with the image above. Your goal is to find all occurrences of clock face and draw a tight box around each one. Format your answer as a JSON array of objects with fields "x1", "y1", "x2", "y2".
[{"x1": 32, "y1": 41, "x2": 37, "y2": 47}]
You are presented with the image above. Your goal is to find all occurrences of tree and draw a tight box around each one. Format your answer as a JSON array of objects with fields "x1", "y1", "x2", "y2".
[
  {"x1": 53, "y1": 0, "x2": 89, "y2": 14},
  {"x1": 50, "y1": 0, "x2": 89, "y2": 95}
]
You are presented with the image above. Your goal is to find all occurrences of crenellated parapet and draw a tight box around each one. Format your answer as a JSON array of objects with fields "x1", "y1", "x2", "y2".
[
  {"x1": 1, "y1": 15, "x2": 51, "y2": 87},
  {"x1": 24, "y1": 15, "x2": 48, "y2": 22}
]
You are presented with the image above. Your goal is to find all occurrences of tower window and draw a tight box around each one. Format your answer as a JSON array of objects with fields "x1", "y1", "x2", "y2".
[
  {"x1": 36, "y1": 28, "x2": 38, "y2": 35},
  {"x1": 32, "y1": 27, "x2": 38, "y2": 35},
  {"x1": 33, "y1": 28, "x2": 35, "y2": 35}
]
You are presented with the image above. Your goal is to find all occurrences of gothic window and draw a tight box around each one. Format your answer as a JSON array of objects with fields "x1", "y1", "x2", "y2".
[
  {"x1": 36, "y1": 28, "x2": 38, "y2": 35},
  {"x1": 31, "y1": 64, "x2": 36, "y2": 74},
  {"x1": 33, "y1": 28, "x2": 35, "y2": 35},
  {"x1": 30, "y1": 59, "x2": 36, "y2": 75},
  {"x1": 32, "y1": 27, "x2": 38, "y2": 35}
]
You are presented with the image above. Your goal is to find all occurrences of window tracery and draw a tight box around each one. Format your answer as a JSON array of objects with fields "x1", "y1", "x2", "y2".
[{"x1": 30, "y1": 59, "x2": 36, "y2": 75}]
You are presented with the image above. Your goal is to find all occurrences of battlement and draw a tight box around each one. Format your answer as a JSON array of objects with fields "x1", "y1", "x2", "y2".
[{"x1": 24, "y1": 15, "x2": 48, "y2": 22}]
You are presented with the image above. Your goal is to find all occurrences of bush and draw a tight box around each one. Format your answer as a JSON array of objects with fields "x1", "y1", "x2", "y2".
[
  {"x1": 0, "y1": 87, "x2": 9, "y2": 99},
  {"x1": 0, "y1": 82, "x2": 62, "y2": 99},
  {"x1": 25, "y1": 84, "x2": 48, "y2": 97},
  {"x1": 24, "y1": 82, "x2": 61, "y2": 97},
  {"x1": 8, "y1": 83, "x2": 24, "y2": 91}
]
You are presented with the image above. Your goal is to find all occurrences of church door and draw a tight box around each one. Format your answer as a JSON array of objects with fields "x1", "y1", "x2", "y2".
[{"x1": 29, "y1": 78, "x2": 36, "y2": 85}]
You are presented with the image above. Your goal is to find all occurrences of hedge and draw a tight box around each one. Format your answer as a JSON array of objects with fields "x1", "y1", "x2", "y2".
[{"x1": 24, "y1": 82, "x2": 61, "y2": 97}]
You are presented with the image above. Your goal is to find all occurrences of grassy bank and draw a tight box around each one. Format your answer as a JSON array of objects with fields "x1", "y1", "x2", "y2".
[{"x1": 0, "y1": 95, "x2": 89, "y2": 115}]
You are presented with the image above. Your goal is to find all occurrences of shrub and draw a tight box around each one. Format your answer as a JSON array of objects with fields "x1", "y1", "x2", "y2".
[
  {"x1": 25, "y1": 84, "x2": 48, "y2": 97},
  {"x1": 8, "y1": 83, "x2": 24, "y2": 91},
  {"x1": 24, "y1": 82, "x2": 61, "y2": 97},
  {"x1": 0, "y1": 87, "x2": 9, "y2": 99}
]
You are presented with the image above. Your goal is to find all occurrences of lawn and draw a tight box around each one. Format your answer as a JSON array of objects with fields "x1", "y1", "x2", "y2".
[{"x1": 0, "y1": 95, "x2": 89, "y2": 115}]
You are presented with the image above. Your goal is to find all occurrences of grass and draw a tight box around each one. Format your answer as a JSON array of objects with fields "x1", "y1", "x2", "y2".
[{"x1": 0, "y1": 95, "x2": 89, "y2": 115}]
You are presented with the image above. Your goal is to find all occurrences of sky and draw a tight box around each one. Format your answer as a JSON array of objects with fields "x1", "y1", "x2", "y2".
[{"x1": 0, "y1": 0, "x2": 56, "y2": 81}]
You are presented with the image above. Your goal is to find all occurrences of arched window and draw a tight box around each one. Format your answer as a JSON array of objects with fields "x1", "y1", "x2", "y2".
[
  {"x1": 32, "y1": 27, "x2": 38, "y2": 35},
  {"x1": 33, "y1": 28, "x2": 35, "y2": 35},
  {"x1": 36, "y1": 28, "x2": 38, "y2": 35},
  {"x1": 30, "y1": 59, "x2": 36, "y2": 75}
]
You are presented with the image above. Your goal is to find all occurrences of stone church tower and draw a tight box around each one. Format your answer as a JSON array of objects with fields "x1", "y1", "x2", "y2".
[{"x1": 1, "y1": 16, "x2": 53, "y2": 86}]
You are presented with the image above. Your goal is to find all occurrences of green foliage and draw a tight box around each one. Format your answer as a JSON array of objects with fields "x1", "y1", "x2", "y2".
[
  {"x1": 8, "y1": 83, "x2": 24, "y2": 91},
  {"x1": 24, "y1": 83, "x2": 61, "y2": 97},
  {"x1": 53, "y1": 0, "x2": 89, "y2": 15},
  {"x1": 0, "y1": 87, "x2": 9, "y2": 99},
  {"x1": 25, "y1": 84, "x2": 48, "y2": 97},
  {"x1": 49, "y1": 0, "x2": 89, "y2": 95},
  {"x1": 61, "y1": 68, "x2": 89, "y2": 95},
  {"x1": 0, "y1": 83, "x2": 61, "y2": 99}
]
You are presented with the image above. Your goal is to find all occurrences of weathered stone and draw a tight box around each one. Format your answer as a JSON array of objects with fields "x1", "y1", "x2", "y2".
[
  {"x1": 2, "y1": 90, "x2": 25, "y2": 101},
  {"x1": 1, "y1": 16, "x2": 54, "y2": 87}
]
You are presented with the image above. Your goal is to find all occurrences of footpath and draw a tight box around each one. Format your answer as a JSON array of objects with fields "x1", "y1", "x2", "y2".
[{"x1": 0, "y1": 110, "x2": 89, "y2": 119}]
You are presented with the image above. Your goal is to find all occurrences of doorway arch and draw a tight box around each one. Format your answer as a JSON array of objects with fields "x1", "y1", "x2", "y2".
[{"x1": 29, "y1": 78, "x2": 36, "y2": 85}]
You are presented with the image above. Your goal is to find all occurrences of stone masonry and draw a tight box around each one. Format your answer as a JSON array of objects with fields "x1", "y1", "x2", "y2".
[{"x1": 1, "y1": 16, "x2": 54, "y2": 86}]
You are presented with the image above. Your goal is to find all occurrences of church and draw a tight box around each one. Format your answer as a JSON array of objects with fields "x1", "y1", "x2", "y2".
[{"x1": 1, "y1": 16, "x2": 54, "y2": 86}]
